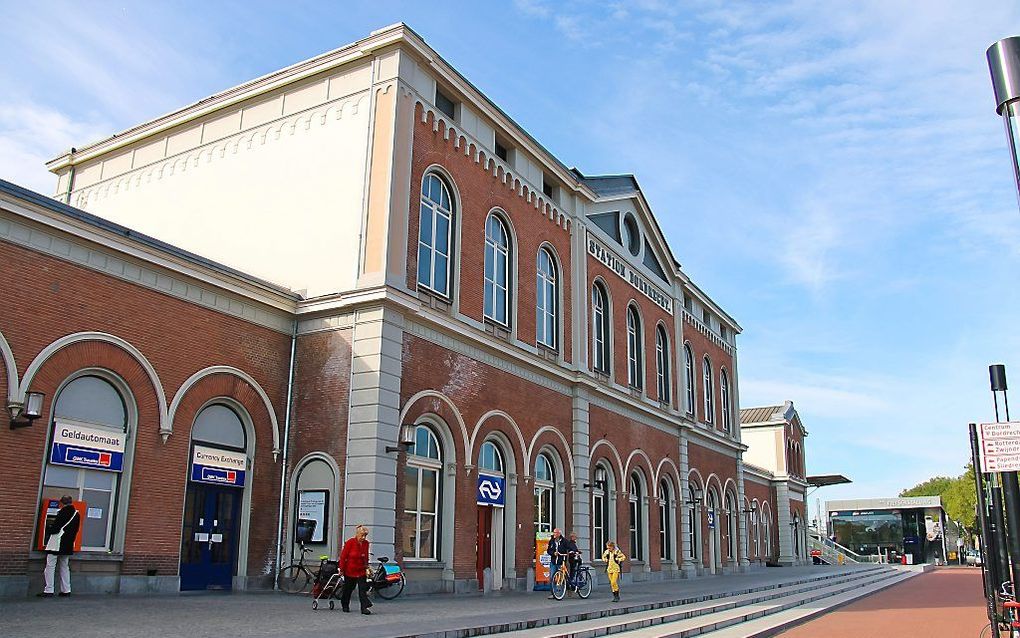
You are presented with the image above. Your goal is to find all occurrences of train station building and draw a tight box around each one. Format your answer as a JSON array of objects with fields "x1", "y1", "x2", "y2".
[{"x1": 0, "y1": 23, "x2": 808, "y2": 597}]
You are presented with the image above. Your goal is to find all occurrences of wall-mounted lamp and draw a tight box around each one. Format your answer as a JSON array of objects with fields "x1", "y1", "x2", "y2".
[
  {"x1": 684, "y1": 486, "x2": 704, "y2": 505},
  {"x1": 9, "y1": 391, "x2": 45, "y2": 429},
  {"x1": 584, "y1": 466, "x2": 608, "y2": 490},
  {"x1": 386, "y1": 422, "x2": 416, "y2": 454},
  {"x1": 742, "y1": 502, "x2": 759, "y2": 515}
]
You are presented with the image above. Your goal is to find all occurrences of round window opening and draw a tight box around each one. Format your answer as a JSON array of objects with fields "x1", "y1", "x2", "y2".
[{"x1": 622, "y1": 213, "x2": 640, "y2": 256}]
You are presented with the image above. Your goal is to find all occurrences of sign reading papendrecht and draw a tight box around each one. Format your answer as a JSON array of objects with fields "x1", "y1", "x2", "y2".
[
  {"x1": 49, "y1": 419, "x2": 125, "y2": 472},
  {"x1": 190, "y1": 445, "x2": 247, "y2": 487}
]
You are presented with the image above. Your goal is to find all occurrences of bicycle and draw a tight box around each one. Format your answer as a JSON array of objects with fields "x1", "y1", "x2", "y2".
[
  {"x1": 980, "y1": 581, "x2": 1020, "y2": 638},
  {"x1": 331, "y1": 553, "x2": 406, "y2": 601},
  {"x1": 278, "y1": 543, "x2": 326, "y2": 594},
  {"x1": 550, "y1": 554, "x2": 593, "y2": 600}
]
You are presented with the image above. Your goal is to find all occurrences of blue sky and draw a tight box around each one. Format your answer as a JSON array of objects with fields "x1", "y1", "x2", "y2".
[{"x1": 3, "y1": 1, "x2": 1020, "y2": 524}]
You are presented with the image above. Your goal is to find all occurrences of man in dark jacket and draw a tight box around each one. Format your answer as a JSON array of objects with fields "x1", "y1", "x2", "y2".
[
  {"x1": 546, "y1": 528, "x2": 567, "y2": 600},
  {"x1": 39, "y1": 495, "x2": 79, "y2": 597}
]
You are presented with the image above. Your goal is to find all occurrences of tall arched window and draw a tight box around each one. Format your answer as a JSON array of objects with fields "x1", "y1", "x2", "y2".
[
  {"x1": 725, "y1": 492, "x2": 737, "y2": 562},
  {"x1": 404, "y1": 425, "x2": 442, "y2": 559},
  {"x1": 720, "y1": 369, "x2": 731, "y2": 432},
  {"x1": 687, "y1": 483, "x2": 700, "y2": 561},
  {"x1": 629, "y1": 472, "x2": 644, "y2": 560},
  {"x1": 626, "y1": 305, "x2": 643, "y2": 390},
  {"x1": 592, "y1": 463, "x2": 613, "y2": 557},
  {"x1": 702, "y1": 356, "x2": 715, "y2": 423},
  {"x1": 763, "y1": 511, "x2": 772, "y2": 557},
  {"x1": 684, "y1": 344, "x2": 695, "y2": 415},
  {"x1": 655, "y1": 325, "x2": 670, "y2": 403},
  {"x1": 536, "y1": 248, "x2": 558, "y2": 349},
  {"x1": 479, "y1": 440, "x2": 504, "y2": 474},
  {"x1": 41, "y1": 375, "x2": 129, "y2": 551},
  {"x1": 752, "y1": 507, "x2": 760, "y2": 559},
  {"x1": 592, "y1": 283, "x2": 610, "y2": 374},
  {"x1": 418, "y1": 172, "x2": 454, "y2": 296},
  {"x1": 659, "y1": 479, "x2": 673, "y2": 561},
  {"x1": 534, "y1": 453, "x2": 555, "y2": 533},
  {"x1": 484, "y1": 213, "x2": 511, "y2": 326}
]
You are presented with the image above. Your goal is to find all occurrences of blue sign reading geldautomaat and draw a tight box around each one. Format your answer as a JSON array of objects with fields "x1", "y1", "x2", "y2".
[{"x1": 50, "y1": 420, "x2": 125, "y2": 472}]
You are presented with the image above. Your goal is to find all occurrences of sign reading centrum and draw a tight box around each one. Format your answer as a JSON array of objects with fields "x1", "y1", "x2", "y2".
[
  {"x1": 587, "y1": 232, "x2": 673, "y2": 315},
  {"x1": 978, "y1": 421, "x2": 1020, "y2": 473}
]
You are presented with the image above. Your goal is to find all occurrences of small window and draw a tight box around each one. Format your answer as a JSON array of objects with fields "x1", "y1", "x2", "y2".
[
  {"x1": 435, "y1": 87, "x2": 457, "y2": 119},
  {"x1": 720, "y1": 325, "x2": 729, "y2": 340},
  {"x1": 702, "y1": 307, "x2": 711, "y2": 325},
  {"x1": 495, "y1": 139, "x2": 509, "y2": 161},
  {"x1": 622, "y1": 213, "x2": 640, "y2": 257},
  {"x1": 684, "y1": 294, "x2": 693, "y2": 312},
  {"x1": 542, "y1": 175, "x2": 554, "y2": 199}
]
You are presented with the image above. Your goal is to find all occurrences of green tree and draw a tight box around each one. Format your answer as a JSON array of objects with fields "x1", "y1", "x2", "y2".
[{"x1": 899, "y1": 476, "x2": 955, "y2": 498}]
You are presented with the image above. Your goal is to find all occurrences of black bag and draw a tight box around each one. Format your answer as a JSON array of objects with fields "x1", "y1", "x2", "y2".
[{"x1": 316, "y1": 560, "x2": 339, "y2": 586}]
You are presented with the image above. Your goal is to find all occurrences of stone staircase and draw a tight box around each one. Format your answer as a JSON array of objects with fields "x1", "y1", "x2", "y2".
[{"x1": 460, "y1": 565, "x2": 913, "y2": 638}]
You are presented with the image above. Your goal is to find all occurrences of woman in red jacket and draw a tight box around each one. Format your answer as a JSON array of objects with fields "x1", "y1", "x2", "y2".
[{"x1": 339, "y1": 524, "x2": 373, "y2": 614}]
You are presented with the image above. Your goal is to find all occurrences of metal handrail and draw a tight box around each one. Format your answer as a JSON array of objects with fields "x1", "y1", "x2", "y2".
[{"x1": 808, "y1": 531, "x2": 880, "y2": 564}]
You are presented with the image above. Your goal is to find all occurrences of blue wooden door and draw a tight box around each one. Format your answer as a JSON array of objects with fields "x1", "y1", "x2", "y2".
[{"x1": 180, "y1": 484, "x2": 241, "y2": 590}]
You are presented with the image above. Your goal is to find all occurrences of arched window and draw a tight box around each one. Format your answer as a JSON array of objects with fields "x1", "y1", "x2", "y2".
[
  {"x1": 591, "y1": 463, "x2": 613, "y2": 557},
  {"x1": 687, "y1": 483, "x2": 700, "y2": 561},
  {"x1": 479, "y1": 440, "x2": 504, "y2": 475},
  {"x1": 626, "y1": 305, "x2": 643, "y2": 390},
  {"x1": 484, "y1": 213, "x2": 511, "y2": 326},
  {"x1": 793, "y1": 513, "x2": 801, "y2": 556},
  {"x1": 751, "y1": 505, "x2": 760, "y2": 558},
  {"x1": 684, "y1": 344, "x2": 695, "y2": 415},
  {"x1": 41, "y1": 375, "x2": 129, "y2": 551},
  {"x1": 536, "y1": 248, "x2": 558, "y2": 349},
  {"x1": 534, "y1": 453, "x2": 555, "y2": 534},
  {"x1": 702, "y1": 356, "x2": 715, "y2": 423},
  {"x1": 720, "y1": 369, "x2": 732, "y2": 432},
  {"x1": 659, "y1": 479, "x2": 673, "y2": 561},
  {"x1": 655, "y1": 325, "x2": 670, "y2": 403},
  {"x1": 591, "y1": 282, "x2": 610, "y2": 374},
  {"x1": 404, "y1": 425, "x2": 442, "y2": 559},
  {"x1": 418, "y1": 172, "x2": 454, "y2": 296},
  {"x1": 763, "y1": 511, "x2": 772, "y2": 557},
  {"x1": 725, "y1": 492, "x2": 737, "y2": 562},
  {"x1": 193, "y1": 404, "x2": 246, "y2": 449},
  {"x1": 629, "y1": 472, "x2": 644, "y2": 561}
]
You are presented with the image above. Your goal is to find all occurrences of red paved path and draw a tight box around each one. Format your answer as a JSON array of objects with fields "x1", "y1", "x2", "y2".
[{"x1": 778, "y1": 567, "x2": 989, "y2": 638}]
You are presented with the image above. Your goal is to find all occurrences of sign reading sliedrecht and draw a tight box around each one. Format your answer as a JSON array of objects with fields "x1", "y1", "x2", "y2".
[
  {"x1": 978, "y1": 421, "x2": 1020, "y2": 473},
  {"x1": 50, "y1": 420, "x2": 125, "y2": 472},
  {"x1": 190, "y1": 445, "x2": 247, "y2": 487},
  {"x1": 587, "y1": 233, "x2": 673, "y2": 315}
]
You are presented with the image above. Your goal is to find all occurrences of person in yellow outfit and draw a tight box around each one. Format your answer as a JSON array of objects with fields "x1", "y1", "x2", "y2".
[{"x1": 601, "y1": 540, "x2": 626, "y2": 602}]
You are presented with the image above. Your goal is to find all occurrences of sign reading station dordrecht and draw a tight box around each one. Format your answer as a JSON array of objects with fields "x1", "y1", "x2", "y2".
[
  {"x1": 477, "y1": 473, "x2": 506, "y2": 507},
  {"x1": 587, "y1": 233, "x2": 673, "y2": 315},
  {"x1": 50, "y1": 420, "x2": 125, "y2": 472},
  {"x1": 190, "y1": 445, "x2": 247, "y2": 487}
]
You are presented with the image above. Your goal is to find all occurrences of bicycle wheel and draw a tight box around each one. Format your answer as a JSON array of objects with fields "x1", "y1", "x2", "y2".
[
  {"x1": 576, "y1": 569, "x2": 593, "y2": 599},
  {"x1": 278, "y1": 566, "x2": 310, "y2": 594},
  {"x1": 376, "y1": 573, "x2": 405, "y2": 600},
  {"x1": 551, "y1": 570, "x2": 567, "y2": 600}
]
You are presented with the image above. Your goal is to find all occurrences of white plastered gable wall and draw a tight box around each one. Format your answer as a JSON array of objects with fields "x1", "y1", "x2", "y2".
[{"x1": 50, "y1": 54, "x2": 383, "y2": 298}]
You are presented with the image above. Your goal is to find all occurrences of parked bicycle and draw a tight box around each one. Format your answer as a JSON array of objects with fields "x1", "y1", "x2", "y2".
[
  {"x1": 980, "y1": 581, "x2": 1020, "y2": 638},
  {"x1": 278, "y1": 543, "x2": 325, "y2": 594},
  {"x1": 332, "y1": 553, "x2": 406, "y2": 601},
  {"x1": 550, "y1": 555, "x2": 592, "y2": 600}
]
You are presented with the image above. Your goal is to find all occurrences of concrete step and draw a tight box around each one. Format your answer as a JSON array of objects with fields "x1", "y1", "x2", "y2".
[
  {"x1": 480, "y1": 566, "x2": 898, "y2": 638},
  {"x1": 698, "y1": 568, "x2": 917, "y2": 638},
  {"x1": 604, "y1": 568, "x2": 912, "y2": 638}
]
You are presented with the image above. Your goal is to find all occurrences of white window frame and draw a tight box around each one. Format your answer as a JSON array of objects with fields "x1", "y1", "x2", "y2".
[
  {"x1": 534, "y1": 453, "x2": 555, "y2": 534},
  {"x1": 484, "y1": 213, "x2": 511, "y2": 326},
  {"x1": 629, "y1": 473, "x2": 643, "y2": 561},
  {"x1": 702, "y1": 356, "x2": 715, "y2": 423},
  {"x1": 536, "y1": 248, "x2": 558, "y2": 349},
  {"x1": 684, "y1": 344, "x2": 695, "y2": 416},
  {"x1": 687, "y1": 485, "x2": 699, "y2": 560},
  {"x1": 417, "y1": 173, "x2": 454, "y2": 297},
  {"x1": 404, "y1": 425, "x2": 442, "y2": 560},
  {"x1": 720, "y1": 369, "x2": 731, "y2": 432},
  {"x1": 626, "y1": 305, "x2": 643, "y2": 390},
  {"x1": 592, "y1": 283, "x2": 610, "y2": 374},
  {"x1": 655, "y1": 325, "x2": 670, "y2": 403},
  {"x1": 659, "y1": 479, "x2": 673, "y2": 561}
]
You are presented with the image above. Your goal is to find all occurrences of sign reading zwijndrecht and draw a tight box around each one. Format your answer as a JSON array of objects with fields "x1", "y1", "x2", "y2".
[
  {"x1": 190, "y1": 445, "x2": 247, "y2": 487},
  {"x1": 587, "y1": 232, "x2": 673, "y2": 315},
  {"x1": 50, "y1": 420, "x2": 125, "y2": 472}
]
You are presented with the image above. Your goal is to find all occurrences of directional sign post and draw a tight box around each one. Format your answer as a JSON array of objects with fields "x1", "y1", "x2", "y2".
[{"x1": 978, "y1": 422, "x2": 1020, "y2": 473}]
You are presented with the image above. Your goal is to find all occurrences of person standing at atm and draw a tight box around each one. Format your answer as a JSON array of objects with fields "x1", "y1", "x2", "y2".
[{"x1": 38, "y1": 495, "x2": 79, "y2": 597}]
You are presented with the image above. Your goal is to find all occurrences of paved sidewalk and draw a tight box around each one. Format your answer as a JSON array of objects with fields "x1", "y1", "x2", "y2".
[
  {"x1": 1, "y1": 565, "x2": 871, "y2": 638},
  {"x1": 777, "y1": 567, "x2": 988, "y2": 638}
]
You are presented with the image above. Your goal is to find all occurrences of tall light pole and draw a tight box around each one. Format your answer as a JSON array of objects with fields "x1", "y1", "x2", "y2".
[{"x1": 987, "y1": 37, "x2": 1020, "y2": 210}]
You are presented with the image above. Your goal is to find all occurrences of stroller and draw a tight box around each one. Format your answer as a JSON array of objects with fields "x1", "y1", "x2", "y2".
[{"x1": 311, "y1": 558, "x2": 342, "y2": 610}]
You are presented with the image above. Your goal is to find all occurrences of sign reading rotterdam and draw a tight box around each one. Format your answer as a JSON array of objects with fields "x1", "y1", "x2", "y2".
[{"x1": 587, "y1": 233, "x2": 673, "y2": 315}]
